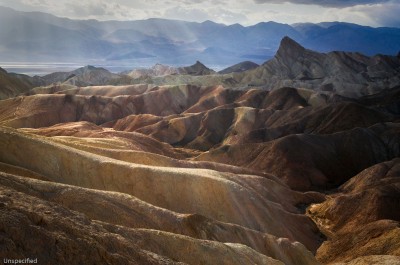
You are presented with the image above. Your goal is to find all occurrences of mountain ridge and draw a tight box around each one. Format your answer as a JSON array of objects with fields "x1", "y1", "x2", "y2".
[
  {"x1": 1, "y1": 36, "x2": 400, "y2": 100},
  {"x1": 1, "y1": 5, "x2": 400, "y2": 67},
  {"x1": 230, "y1": 37, "x2": 400, "y2": 97}
]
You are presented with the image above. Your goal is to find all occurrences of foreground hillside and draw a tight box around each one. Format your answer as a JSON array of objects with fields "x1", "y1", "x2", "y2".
[{"x1": 0, "y1": 81, "x2": 399, "y2": 264}]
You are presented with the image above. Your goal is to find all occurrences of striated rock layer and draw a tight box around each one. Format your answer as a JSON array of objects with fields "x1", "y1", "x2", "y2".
[
  {"x1": 0, "y1": 126, "x2": 322, "y2": 265},
  {"x1": 0, "y1": 81, "x2": 399, "y2": 264}
]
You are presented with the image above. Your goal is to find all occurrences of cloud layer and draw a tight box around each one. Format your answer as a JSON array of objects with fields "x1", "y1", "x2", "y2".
[
  {"x1": 0, "y1": 0, "x2": 399, "y2": 27},
  {"x1": 254, "y1": 0, "x2": 391, "y2": 8}
]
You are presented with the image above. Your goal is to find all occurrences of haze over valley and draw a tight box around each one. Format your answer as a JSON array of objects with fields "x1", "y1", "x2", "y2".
[{"x1": 1, "y1": 5, "x2": 400, "y2": 75}]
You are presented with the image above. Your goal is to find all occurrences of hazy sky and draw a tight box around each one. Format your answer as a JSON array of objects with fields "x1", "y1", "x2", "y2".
[{"x1": 0, "y1": 0, "x2": 399, "y2": 27}]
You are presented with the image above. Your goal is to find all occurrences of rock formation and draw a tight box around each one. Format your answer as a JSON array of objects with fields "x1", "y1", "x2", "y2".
[
  {"x1": 231, "y1": 37, "x2": 400, "y2": 98},
  {"x1": 177, "y1": 61, "x2": 216, "y2": 76}
]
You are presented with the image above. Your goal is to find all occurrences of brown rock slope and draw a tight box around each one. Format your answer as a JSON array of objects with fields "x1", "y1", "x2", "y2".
[
  {"x1": 4, "y1": 85, "x2": 395, "y2": 149},
  {"x1": 0, "y1": 85, "x2": 243, "y2": 128},
  {"x1": 197, "y1": 123, "x2": 400, "y2": 190},
  {"x1": 1, "y1": 85, "x2": 399, "y2": 191},
  {"x1": 0, "y1": 126, "x2": 322, "y2": 264},
  {"x1": 0, "y1": 82, "x2": 399, "y2": 264},
  {"x1": 308, "y1": 158, "x2": 400, "y2": 264},
  {"x1": 0, "y1": 172, "x2": 287, "y2": 265}
]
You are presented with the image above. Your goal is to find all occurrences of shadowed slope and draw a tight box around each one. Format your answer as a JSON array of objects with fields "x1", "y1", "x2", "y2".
[
  {"x1": 197, "y1": 123, "x2": 400, "y2": 190},
  {"x1": 308, "y1": 158, "x2": 400, "y2": 264}
]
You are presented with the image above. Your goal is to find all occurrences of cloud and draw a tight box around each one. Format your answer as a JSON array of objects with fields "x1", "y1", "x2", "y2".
[
  {"x1": 253, "y1": 0, "x2": 391, "y2": 8},
  {"x1": 163, "y1": 5, "x2": 248, "y2": 24},
  {"x1": 0, "y1": 0, "x2": 399, "y2": 28},
  {"x1": 345, "y1": 2, "x2": 400, "y2": 27},
  {"x1": 64, "y1": 2, "x2": 107, "y2": 17},
  {"x1": 60, "y1": 0, "x2": 156, "y2": 20},
  {"x1": 164, "y1": 6, "x2": 210, "y2": 22}
]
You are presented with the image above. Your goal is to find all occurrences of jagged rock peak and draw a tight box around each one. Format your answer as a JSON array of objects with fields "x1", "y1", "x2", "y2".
[
  {"x1": 194, "y1": 60, "x2": 207, "y2": 67},
  {"x1": 276, "y1": 36, "x2": 306, "y2": 58},
  {"x1": 178, "y1": 61, "x2": 215, "y2": 75}
]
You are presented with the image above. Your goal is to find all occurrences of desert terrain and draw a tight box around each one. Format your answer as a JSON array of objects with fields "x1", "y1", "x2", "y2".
[{"x1": 0, "y1": 37, "x2": 399, "y2": 265}]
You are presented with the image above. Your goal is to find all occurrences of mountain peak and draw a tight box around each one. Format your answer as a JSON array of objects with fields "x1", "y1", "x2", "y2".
[
  {"x1": 178, "y1": 61, "x2": 215, "y2": 75},
  {"x1": 194, "y1": 60, "x2": 205, "y2": 66},
  {"x1": 280, "y1": 36, "x2": 305, "y2": 52},
  {"x1": 276, "y1": 36, "x2": 306, "y2": 59}
]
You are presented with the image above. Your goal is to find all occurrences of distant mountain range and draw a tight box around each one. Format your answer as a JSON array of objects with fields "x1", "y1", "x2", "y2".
[
  {"x1": 1, "y1": 6, "x2": 400, "y2": 67},
  {"x1": 1, "y1": 37, "x2": 400, "y2": 100}
]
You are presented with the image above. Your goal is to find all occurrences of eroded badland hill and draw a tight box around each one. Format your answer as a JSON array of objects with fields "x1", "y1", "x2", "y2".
[{"x1": 1, "y1": 37, "x2": 400, "y2": 265}]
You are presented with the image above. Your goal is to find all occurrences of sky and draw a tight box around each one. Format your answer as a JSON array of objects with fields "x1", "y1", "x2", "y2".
[{"x1": 0, "y1": 0, "x2": 399, "y2": 27}]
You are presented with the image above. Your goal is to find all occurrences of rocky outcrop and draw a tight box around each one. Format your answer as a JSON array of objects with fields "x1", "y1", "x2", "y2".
[
  {"x1": 232, "y1": 37, "x2": 400, "y2": 98},
  {"x1": 177, "y1": 61, "x2": 216, "y2": 76}
]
